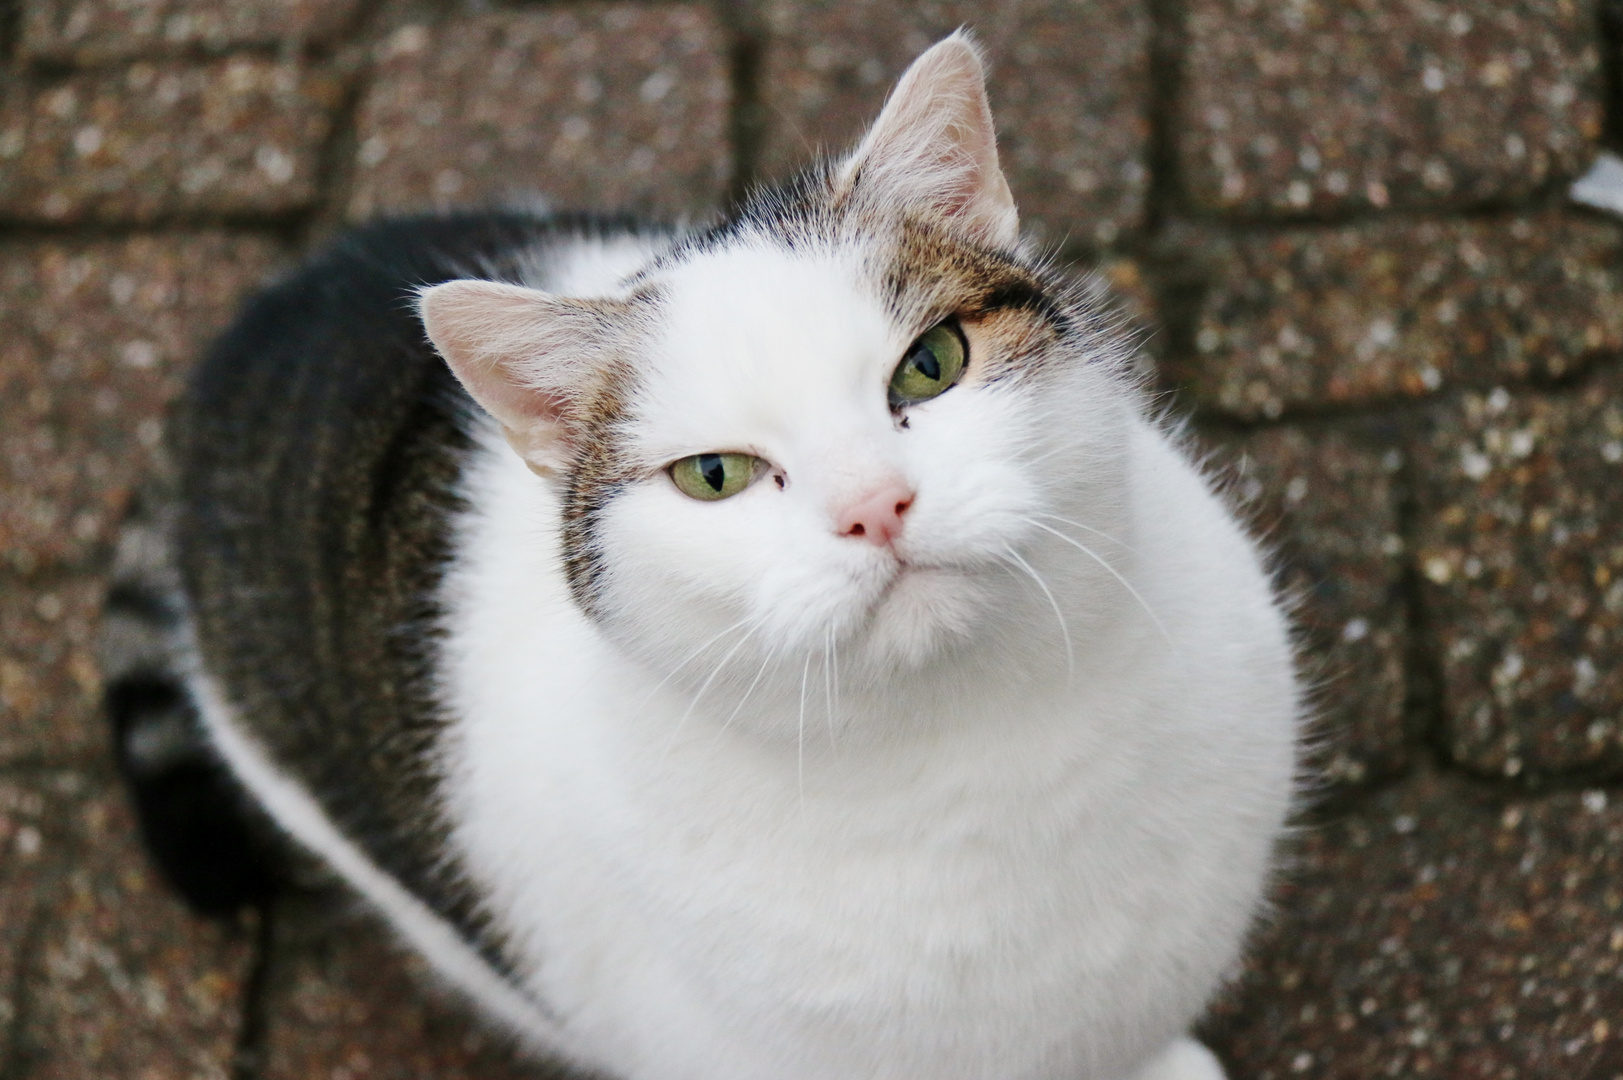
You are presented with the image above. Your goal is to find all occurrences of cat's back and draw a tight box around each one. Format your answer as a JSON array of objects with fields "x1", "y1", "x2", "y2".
[{"x1": 175, "y1": 211, "x2": 664, "y2": 922}]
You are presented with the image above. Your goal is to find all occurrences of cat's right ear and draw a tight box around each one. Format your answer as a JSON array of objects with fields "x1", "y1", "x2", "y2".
[{"x1": 417, "y1": 280, "x2": 630, "y2": 476}]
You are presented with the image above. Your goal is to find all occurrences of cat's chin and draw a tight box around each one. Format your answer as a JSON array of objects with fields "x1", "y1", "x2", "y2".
[{"x1": 857, "y1": 566, "x2": 988, "y2": 670}]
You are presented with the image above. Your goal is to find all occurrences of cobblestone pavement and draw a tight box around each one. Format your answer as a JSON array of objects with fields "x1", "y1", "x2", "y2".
[{"x1": 2, "y1": 1, "x2": 1621, "y2": 1077}]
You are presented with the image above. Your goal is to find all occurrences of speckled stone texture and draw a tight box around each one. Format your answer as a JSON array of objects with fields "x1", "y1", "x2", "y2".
[
  {"x1": 21, "y1": 0, "x2": 366, "y2": 63},
  {"x1": 0, "y1": 578, "x2": 105, "y2": 763},
  {"x1": 1411, "y1": 369, "x2": 1623, "y2": 778},
  {"x1": 0, "y1": 59, "x2": 342, "y2": 222},
  {"x1": 1168, "y1": 213, "x2": 1623, "y2": 419},
  {"x1": 12, "y1": 777, "x2": 253, "y2": 1079},
  {"x1": 757, "y1": 0, "x2": 1150, "y2": 246},
  {"x1": 0, "y1": 773, "x2": 66, "y2": 1060},
  {"x1": 0, "y1": 235, "x2": 284, "y2": 576},
  {"x1": 1204, "y1": 771, "x2": 1623, "y2": 1078},
  {"x1": 1180, "y1": 0, "x2": 1604, "y2": 216},
  {"x1": 257, "y1": 900, "x2": 564, "y2": 1080},
  {"x1": 346, "y1": 7, "x2": 731, "y2": 221},
  {"x1": 1223, "y1": 421, "x2": 1409, "y2": 785}
]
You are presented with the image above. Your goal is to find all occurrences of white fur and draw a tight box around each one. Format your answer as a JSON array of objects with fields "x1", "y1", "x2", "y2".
[{"x1": 418, "y1": 230, "x2": 1298, "y2": 1079}]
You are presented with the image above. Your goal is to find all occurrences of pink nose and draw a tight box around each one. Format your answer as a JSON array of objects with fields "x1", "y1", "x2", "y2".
[{"x1": 835, "y1": 481, "x2": 915, "y2": 548}]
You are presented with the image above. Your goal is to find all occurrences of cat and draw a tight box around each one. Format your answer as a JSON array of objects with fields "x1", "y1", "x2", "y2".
[{"x1": 100, "y1": 32, "x2": 1300, "y2": 1080}]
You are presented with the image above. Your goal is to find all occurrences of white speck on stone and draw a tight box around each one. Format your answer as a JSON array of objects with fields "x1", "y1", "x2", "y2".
[
  {"x1": 1505, "y1": 133, "x2": 1526, "y2": 161},
  {"x1": 120, "y1": 340, "x2": 158, "y2": 369},
  {"x1": 35, "y1": 593, "x2": 63, "y2": 620},
  {"x1": 1449, "y1": 11, "x2": 1473, "y2": 34},
  {"x1": 72, "y1": 125, "x2": 103, "y2": 157},
  {"x1": 1422, "y1": 65, "x2": 1446, "y2": 92},
  {"x1": 639, "y1": 70, "x2": 677, "y2": 104},
  {"x1": 1291, "y1": 1052, "x2": 1313, "y2": 1073},
  {"x1": 1573, "y1": 656, "x2": 1597, "y2": 695},
  {"x1": 433, "y1": 169, "x2": 463, "y2": 198},
  {"x1": 1508, "y1": 429, "x2": 1535, "y2": 458},
  {"x1": 1420, "y1": 366, "x2": 1442, "y2": 390},
  {"x1": 1285, "y1": 475, "x2": 1308, "y2": 503},
  {"x1": 1582, "y1": 790, "x2": 1608, "y2": 813},
  {"x1": 1486, "y1": 387, "x2": 1512, "y2": 414},
  {"x1": 1342, "y1": 617, "x2": 1370, "y2": 643},
  {"x1": 560, "y1": 116, "x2": 591, "y2": 141},
  {"x1": 1196, "y1": 327, "x2": 1222, "y2": 353},
  {"x1": 1461, "y1": 447, "x2": 1491, "y2": 480},
  {"x1": 1298, "y1": 145, "x2": 1321, "y2": 172},
  {"x1": 1287, "y1": 180, "x2": 1311, "y2": 207},
  {"x1": 255, "y1": 145, "x2": 295, "y2": 185},
  {"x1": 1494, "y1": 651, "x2": 1524, "y2": 685},
  {"x1": 1601, "y1": 441, "x2": 1622, "y2": 464},
  {"x1": 1504, "y1": 756, "x2": 1523, "y2": 777},
  {"x1": 385, "y1": 24, "x2": 429, "y2": 58},
  {"x1": 357, "y1": 135, "x2": 389, "y2": 168},
  {"x1": 1424, "y1": 556, "x2": 1453, "y2": 584},
  {"x1": 14, "y1": 826, "x2": 41, "y2": 857},
  {"x1": 1382, "y1": 448, "x2": 1404, "y2": 471},
  {"x1": 1393, "y1": 814, "x2": 1416, "y2": 834}
]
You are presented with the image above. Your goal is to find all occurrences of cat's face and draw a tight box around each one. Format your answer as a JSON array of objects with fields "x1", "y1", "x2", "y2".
[
  {"x1": 421, "y1": 33, "x2": 1139, "y2": 702},
  {"x1": 581, "y1": 227, "x2": 1127, "y2": 683}
]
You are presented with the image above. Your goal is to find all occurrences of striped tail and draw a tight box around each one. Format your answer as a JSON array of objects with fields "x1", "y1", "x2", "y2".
[{"x1": 99, "y1": 469, "x2": 284, "y2": 916}]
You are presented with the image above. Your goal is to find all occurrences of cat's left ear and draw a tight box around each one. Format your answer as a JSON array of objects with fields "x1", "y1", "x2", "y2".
[
  {"x1": 836, "y1": 31, "x2": 1017, "y2": 247},
  {"x1": 417, "y1": 279, "x2": 631, "y2": 475}
]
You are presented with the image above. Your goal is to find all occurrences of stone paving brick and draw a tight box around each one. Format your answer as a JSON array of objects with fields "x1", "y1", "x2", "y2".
[
  {"x1": 0, "y1": 771, "x2": 69, "y2": 1067},
  {"x1": 14, "y1": 775, "x2": 252, "y2": 1080},
  {"x1": 346, "y1": 8, "x2": 730, "y2": 222},
  {"x1": 258, "y1": 899, "x2": 566, "y2": 1080},
  {"x1": 757, "y1": 0, "x2": 1150, "y2": 247},
  {"x1": 21, "y1": 0, "x2": 366, "y2": 64},
  {"x1": 0, "y1": 576, "x2": 105, "y2": 764},
  {"x1": 0, "y1": 234, "x2": 284, "y2": 575},
  {"x1": 1202, "y1": 770, "x2": 1623, "y2": 1079},
  {"x1": 1411, "y1": 370, "x2": 1623, "y2": 778},
  {"x1": 0, "y1": 59, "x2": 343, "y2": 222},
  {"x1": 1180, "y1": 0, "x2": 1604, "y2": 217},
  {"x1": 1168, "y1": 213, "x2": 1623, "y2": 419},
  {"x1": 1224, "y1": 420, "x2": 1408, "y2": 785}
]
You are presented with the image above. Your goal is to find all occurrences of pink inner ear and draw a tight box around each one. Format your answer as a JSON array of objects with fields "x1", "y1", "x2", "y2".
[{"x1": 838, "y1": 34, "x2": 1018, "y2": 246}]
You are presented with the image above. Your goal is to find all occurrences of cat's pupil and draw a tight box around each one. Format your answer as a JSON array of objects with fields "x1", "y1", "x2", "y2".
[
  {"x1": 911, "y1": 345, "x2": 941, "y2": 382},
  {"x1": 698, "y1": 454, "x2": 726, "y2": 492}
]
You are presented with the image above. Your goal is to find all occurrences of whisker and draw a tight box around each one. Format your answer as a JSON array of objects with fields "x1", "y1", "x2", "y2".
[
  {"x1": 711, "y1": 640, "x2": 779, "y2": 746},
  {"x1": 662, "y1": 618, "x2": 761, "y2": 758},
  {"x1": 797, "y1": 652, "x2": 812, "y2": 820},
  {"x1": 822, "y1": 624, "x2": 839, "y2": 754},
  {"x1": 1033, "y1": 511, "x2": 1139, "y2": 555},
  {"x1": 635, "y1": 614, "x2": 757, "y2": 713},
  {"x1": 1001, "y1": 546, "x2": 1074, "y2": 678},
  {"x1": 1024, "y1": 518, "x2": 1175, "y2": 648}
]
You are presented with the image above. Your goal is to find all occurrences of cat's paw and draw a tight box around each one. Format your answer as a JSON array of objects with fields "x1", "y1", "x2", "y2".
[{"x1": 1128, "y1": 1037, "x2": 1228, "y2": 1080}]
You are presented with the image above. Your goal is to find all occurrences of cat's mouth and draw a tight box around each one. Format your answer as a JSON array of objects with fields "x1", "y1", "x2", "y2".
[{"x1": 859, "y1": 561, "x2": 987, "y2": 668}]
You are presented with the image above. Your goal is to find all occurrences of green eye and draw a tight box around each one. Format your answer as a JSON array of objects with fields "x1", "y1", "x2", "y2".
[
  {"x1": 669, "y1": 452, "x2": 763, "y2": 501},
  {"x1": 889, "y1": 321, "x2": 967, "y2": 407}
]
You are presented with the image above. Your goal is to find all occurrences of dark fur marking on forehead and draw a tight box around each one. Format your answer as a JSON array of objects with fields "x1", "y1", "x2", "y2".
[
  {"x1": 559, "y1": 359, "x2": 641, "y2": 618},
  {"x1": 886, "y1": 218, "x2": 1071, "y2": 336}
]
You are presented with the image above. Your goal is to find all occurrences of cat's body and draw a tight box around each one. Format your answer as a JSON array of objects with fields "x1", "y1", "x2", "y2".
[{"x1": 111, "y1": 37, "x2": 1299, "y2": 1080}]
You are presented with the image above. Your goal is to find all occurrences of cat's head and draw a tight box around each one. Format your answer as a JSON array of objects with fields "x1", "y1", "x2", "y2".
[{"x1": 420, "y1": 33, "x2": 1140, "y2": 702}]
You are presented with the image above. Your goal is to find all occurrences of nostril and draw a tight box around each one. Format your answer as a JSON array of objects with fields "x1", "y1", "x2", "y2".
[
  {"x1": 850, "y1": 523, "x2": 866, "y2": 536},
  {"x1": 895, "y1": 498, "x2": 912, "y2": 516}
]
